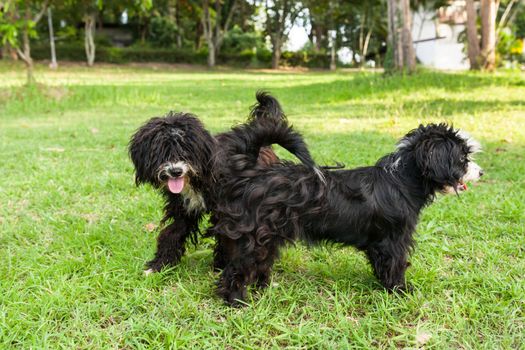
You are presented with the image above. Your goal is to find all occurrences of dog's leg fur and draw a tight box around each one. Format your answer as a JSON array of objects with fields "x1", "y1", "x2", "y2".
[
  {"x1": 145, "y1": 220, "x2": 190, "y2": 273},
  {"x1": 365, "y1": 234, "x2": 413, "y2": 291},
  {"x1": 217, "y1": 260, "x2": 252, "y2": 306},
  {"x1": 215, "y1": 237, "x2": 256, "y2": 306},
  {"x1": 212, "y1": 229, "x2": 229, "y2": 271},
  {"x1": 216, "y1": 226, "x2": 285, "y2": 305},
  {"x1": 146, "y1": 197, "x2": 201, "y2": 273}
]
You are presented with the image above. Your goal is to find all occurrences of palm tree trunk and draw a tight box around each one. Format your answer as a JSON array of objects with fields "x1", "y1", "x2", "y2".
[
  {"x1": 480, "y1": 0, "x2": 499, "y2": 70},
  {"x1": 400, "y1": 0, "x2": 415, "y2": 71},
  {"x1": 466, "y1": 0, "x2": 481, "y2": 69}
]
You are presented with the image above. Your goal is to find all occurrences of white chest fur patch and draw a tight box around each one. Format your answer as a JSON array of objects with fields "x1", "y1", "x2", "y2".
[{"x1": 182, "y1": 186, "x2": 206, "y2": 213}]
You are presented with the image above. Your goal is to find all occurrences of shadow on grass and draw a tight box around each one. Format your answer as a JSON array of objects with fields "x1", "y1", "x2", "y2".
[
  {"x1": 324, "y1": 98, "x2": 525, "y2": 119},
  {"x1": 268, "y1": 71, "x2": 525, "y2": 105}
]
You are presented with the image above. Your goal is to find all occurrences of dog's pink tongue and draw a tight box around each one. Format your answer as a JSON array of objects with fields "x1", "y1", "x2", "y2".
[{"x1": 167, "y1": 178, "x2": 184, "y2": 193}]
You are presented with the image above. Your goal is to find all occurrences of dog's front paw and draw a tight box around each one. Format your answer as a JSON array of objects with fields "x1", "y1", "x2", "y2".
[
  {"x1": 144, "y1": 259, "x2": 166, "y2": 274},
  {"x1": 143, "y1": 268, "x2": 156, "y2": 276}
]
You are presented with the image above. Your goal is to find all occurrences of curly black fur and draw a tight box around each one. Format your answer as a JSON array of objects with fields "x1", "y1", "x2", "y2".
[
  {"x1": 211, "y1": 123, "x2": 483, "y2": 306},
  {"x1": 128, "y1": 92, "x2": 319, "y2": 273}
]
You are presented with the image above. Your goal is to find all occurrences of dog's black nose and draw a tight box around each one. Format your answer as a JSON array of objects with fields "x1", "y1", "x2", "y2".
[
  {"x1": 479, "y1": 169, "x2": 484, "y2": 177},
  {"x1": 168, "y1": 168, "x2": 183, "y2": 177}
]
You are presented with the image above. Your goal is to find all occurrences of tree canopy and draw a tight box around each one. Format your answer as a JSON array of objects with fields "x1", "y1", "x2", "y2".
[{"x1": 1, "y1": 0, "x2": 524, "y2": 73}]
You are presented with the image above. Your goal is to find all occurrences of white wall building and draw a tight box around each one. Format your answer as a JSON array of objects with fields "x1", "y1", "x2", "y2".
[{"x1": 412, "y1": 1, "x2": 470, "y2": 70}]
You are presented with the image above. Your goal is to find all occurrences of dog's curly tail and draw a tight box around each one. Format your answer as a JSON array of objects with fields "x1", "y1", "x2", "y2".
[
  {"x1": 249, "y1": 90, "x2": 287, "y2": 123},
  {"x1": 222, "y1": 92, "x2": 325, "y2": 183}
]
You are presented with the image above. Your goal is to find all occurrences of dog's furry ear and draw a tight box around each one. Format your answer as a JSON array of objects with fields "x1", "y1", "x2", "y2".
[
  {"x1": 129, "y1": 118, "x2": 159, "y2": 186},
  {"x1": 414, "y1": 136, "x2": 462, "y2": 188}
]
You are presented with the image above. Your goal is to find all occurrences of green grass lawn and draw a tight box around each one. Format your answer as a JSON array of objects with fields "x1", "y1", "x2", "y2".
[{"x1": 1, "y1": 62, "x2": 524, "y2": 349}]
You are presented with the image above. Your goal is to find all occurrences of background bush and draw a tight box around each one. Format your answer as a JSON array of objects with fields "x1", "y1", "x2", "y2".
[{"x1": 32, "y1": 41, "x2": 336, "y2": 68}]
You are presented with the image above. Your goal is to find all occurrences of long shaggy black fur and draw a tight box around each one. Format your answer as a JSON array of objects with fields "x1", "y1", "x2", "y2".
[
  {"x1": 128, "y1": 92, "x2": 318, "y2": 273},
  {"x1": 211, "y1": 123, "x2": 483, "y2": 305}
]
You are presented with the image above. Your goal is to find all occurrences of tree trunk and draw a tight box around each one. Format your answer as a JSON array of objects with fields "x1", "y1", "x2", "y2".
[
  {"x1": 313, "y1": 24, "x2": 323, "y2": 51},
  {"x1": 363, "y1": 29, "x2": 372, "y2": 60},
  {"x1": 47, "y1": 7, "x2": 57, "y2": 69},
  {"x1": 21, "y1": 27, "x2": 34, "y2": 84},
  {"x1": 359, "y1": 12, "x2": 366, "y2": 65},
  {"x1": 214, "y1": 0, "x2": 221, "y2": 56},
  {"x1": 13, "y1": 0, "x2": 49, "y2": 84},
  {"x1": 195, "y1": 21, "x2": 201, "y2": 50},
  {"x1": 330, "y1": 44, "x2": 336, "y2": 71},
  {"x1": 16, "y1": 10, "x2": 35, "y2": 85},
  {"x1": 480, "y1": 0, "x2": 499, "y2": 70},
  {"x1": 386, "y1": 0, "x2": 415, "y2": 73},
  {"x1": 140, "y1": 23, "x2": 147, "y2": 43},
  {"x1": 212, "y1": 0, "x2": 236, "y2": 59},
  {"x1": 84, "y1": 13, "x2": 96, "y2": 67},
  {"x1": 168, "y1": 0, "x2": 183, "y2": 49},
  {"x1": 139, "y1": 14, "x2": 149, "y2": 43},
  {"x1": 358, "y1": 19, "x2": 372, "y2": 68},
  {"x1": 202, "y1": 0, "x2": 215, "y2": 67},
  {"x1": 207, "y1": 44, "x2": 216, "y2": 67},
  {"x1": 329, "y1": 31, "x2": 336, "y2": 71},
  {"x1": 174, "y1": 0, "x2": 182, "y2": 48},
  {"x1": 3, "y1": 43, "x2": 19, "y2": 61},
  {"x1": 466, "y1": 0, "x2": 481, "y2": 69},
  {"x1": 271, "y1": 36, "x2": 281, "y2": 69},
  {"x1": 400, "y1": 0, "x2": 416, "y2": 70},
  {"x1": 497, "y1": 0, "x2": 517, "y2": 36},
  {"x1": 387, "y1": 0, "x2": 401, "y2": 70}
]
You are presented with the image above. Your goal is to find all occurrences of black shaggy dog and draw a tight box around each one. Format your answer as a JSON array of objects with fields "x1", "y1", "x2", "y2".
[
  {"x1": 128, "y1": 92, "x2": 319, "y2": 274},
  {"x1": 212, "y1": 124, "x2": 483, "y2": 305}
]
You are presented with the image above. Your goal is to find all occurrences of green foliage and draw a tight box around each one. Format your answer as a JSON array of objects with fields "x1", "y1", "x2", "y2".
[
  {"x1": 29, "y1": 41, "x2": 337, "y2": 68},
  {"x1": 0, "y1": 66, "x2": 524, "y2": 348},
  {"x1": 3, "y1": 0, "x2": 525, "y2": 70},
  {"x1": 383, "y1": 44, "x2": 394, "y2": 72},
  {"x1": 280, "y1": 50, "x2": 332, "y2": 68},
  {"x1": 147, "y1": 16, "x2": 180, "y2": 48},
  {"x1": 0, "y1": 21, "x2": 19, "y2": 47},
  {"x1": 516, "y1": 5, "x2": 525, "y2": 38},
  {"x1": 497, "y1": 28, "x2": 523, "y2": 64},
  {"x1": 31, "y1": 42, "x2": 208, "y2": 64},
  {"x1": 221, "y1": 26, "x2": 265, "y2": 54},
  {"x1": 0, "y1": 1, "x2": 39, "y2": 49}
]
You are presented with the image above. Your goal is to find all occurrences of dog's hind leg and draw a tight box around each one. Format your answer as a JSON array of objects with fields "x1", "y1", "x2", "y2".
[
  {"x1": 365, "y1": 234, "x2": 413, "y2": 291},
  {"x1": 216, "y1": 229, "x2": 285, "y2": 306},
  {"x1": 212, "y1": 234, "x2": 229, "y2": 271},
  {"x1": 215, "y1": 236, "x2": 262, "y2": 306},
  {"x1": 217, "y1": 261, "x2": 256, "y2": 306},
  {"x1": 254, "y1": 239, "x2": 282, "y2": 289}
]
